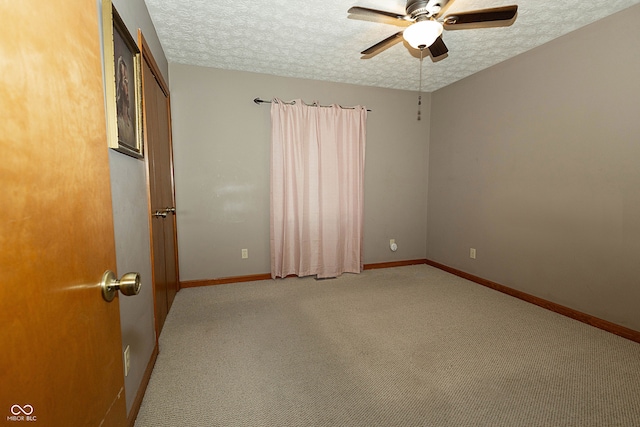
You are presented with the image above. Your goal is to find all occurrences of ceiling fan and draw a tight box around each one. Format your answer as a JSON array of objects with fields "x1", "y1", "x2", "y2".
[{"x1": 348, "y1": 0, "x2": 518, "y2": 59}]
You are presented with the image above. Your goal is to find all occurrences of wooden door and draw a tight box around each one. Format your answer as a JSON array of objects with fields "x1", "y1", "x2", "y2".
[
  {"x1": 140, "y1": 37, "x2": 179, "y2": 335},
  {"x1": 0, "y1": 1, "x2": 126, "y2": 426}
]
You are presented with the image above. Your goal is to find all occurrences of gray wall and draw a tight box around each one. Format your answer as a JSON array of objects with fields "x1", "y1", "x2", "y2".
[
  {"x1": 102, "y1": 0, "x2": 168, "y2": 415},
  {"x1": 169, "y1": 64, "x2": 430, "y2": 281},
  {"x1": 428, "y1": 4, "x2": 640, "y2": 331}
]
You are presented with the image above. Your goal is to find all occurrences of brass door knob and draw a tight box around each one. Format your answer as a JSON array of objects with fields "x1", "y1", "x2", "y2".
[{"x1": 101, "y1": 270, "x2": 141, "y2": 302}]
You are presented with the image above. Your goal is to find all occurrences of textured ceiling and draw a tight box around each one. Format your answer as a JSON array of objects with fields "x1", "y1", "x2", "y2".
[{"x1": 144, "y1": 0, "x2": 640, "y2": 92}]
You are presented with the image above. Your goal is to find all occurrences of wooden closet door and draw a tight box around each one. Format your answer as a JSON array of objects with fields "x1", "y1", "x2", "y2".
[{"x1": 141, "y1": 39, "x2": 179, "y2": 336}]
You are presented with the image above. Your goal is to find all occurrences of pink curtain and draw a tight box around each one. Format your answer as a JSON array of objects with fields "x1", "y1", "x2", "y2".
[{"x1": 270, "y1": 99, "x2": 367, "y2": 279}]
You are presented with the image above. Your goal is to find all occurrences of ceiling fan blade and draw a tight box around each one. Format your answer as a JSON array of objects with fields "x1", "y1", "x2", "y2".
[
  {"x1": 348, "y1": 6, "x2": 410, "y2": 23},
  {"x1": 428, "y1": 36, "x2": 448, "y2": 58},
  {"x1": 443, "y1": 5, "x2": 518, "y2": 28},
  {"x1": 361, "y1": 31, "x2": 404, "y2": 56}
]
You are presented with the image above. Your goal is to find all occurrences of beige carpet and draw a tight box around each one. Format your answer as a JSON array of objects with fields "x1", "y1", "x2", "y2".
[{"x1": 134, "y1": 265, "x2": 640, "y2": 426}]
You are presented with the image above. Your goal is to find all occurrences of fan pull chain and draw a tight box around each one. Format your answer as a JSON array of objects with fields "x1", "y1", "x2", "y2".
[{"x1": 417, "y1": 48, "x2": 424, "y2": 121}]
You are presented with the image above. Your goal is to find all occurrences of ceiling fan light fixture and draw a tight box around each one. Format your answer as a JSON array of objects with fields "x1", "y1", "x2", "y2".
[{"x1": 403, "y1": 20, "x2": 444, "y2": 49}]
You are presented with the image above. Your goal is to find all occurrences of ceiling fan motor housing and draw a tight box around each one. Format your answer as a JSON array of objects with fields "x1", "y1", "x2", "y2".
[{"x1": 406, "y1": 0, "x2": 450, "y2": 18}]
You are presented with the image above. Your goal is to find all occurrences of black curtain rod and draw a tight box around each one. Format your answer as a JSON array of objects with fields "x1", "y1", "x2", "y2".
[{"x1": 254, "y1": 98, "x2": 371, "y2": 112}]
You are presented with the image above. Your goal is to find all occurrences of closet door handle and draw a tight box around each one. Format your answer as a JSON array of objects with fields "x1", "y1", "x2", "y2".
[
  {"x1": 163, "y1": 207, "x2": 176, "y2": 214},
  {"x1": 153, "y1": 210, "x2": 167, "y2": 218}
]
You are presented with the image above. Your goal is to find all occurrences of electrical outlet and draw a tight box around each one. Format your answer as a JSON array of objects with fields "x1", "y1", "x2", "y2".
[
  {"x1": 470, "y1": 248, "x2": 476, "y2": 259},
  {"x1": 241, "y1": 249, "x2": 248, "y2": 259},
  {"x1": 124, "y1": 345, "x2": 131, "y2": 377}
]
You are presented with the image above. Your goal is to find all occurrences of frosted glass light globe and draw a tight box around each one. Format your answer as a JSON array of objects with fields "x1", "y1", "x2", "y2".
[{"x1": 403, "y1": 20, "x2": 444, "y2": 49}]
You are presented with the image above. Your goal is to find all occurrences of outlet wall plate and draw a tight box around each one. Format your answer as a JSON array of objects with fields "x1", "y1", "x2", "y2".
[{"x1": 124, "y1": 345, "x2": 131, "y2": 377}]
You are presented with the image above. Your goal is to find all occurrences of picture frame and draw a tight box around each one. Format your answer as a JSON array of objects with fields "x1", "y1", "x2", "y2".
[{"x1": 102, "y1": 0, "x2": 143, "y2": 159}]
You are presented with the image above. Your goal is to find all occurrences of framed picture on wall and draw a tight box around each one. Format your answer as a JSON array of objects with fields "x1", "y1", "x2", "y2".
[{"x1": 102, "y1": 0, "x2": 143, "y2": 159}]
